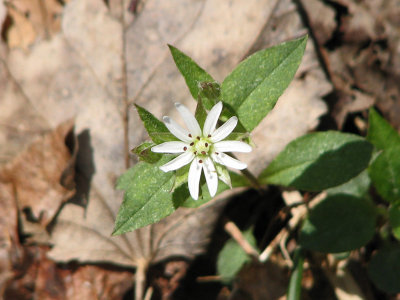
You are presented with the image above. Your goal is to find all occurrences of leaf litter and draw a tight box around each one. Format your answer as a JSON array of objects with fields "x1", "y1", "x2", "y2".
[{"x1": 0, "y1": 0, "x2": 332, "y2": 298}]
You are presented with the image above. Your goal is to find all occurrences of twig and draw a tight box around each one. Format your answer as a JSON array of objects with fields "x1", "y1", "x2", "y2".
[
  {"x1": 143, "y1": 286, "x2": 153, "y2": 300},
  {"x1": 224, "y1": 221, "x2": 259, "y2": 258},
  {"x1": 196, "y1": 275, "x2": 222, "y2": 282},
  {"x1": 135, "y1": 259, "x2": 148, "y2": 300},
  {"x1": 259, "y1": 227, "x2": 288, "y2": 262}
]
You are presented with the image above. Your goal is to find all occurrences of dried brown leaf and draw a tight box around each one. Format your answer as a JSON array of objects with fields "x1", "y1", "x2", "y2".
[
  {"x1": 1, "y1": 119, "x2": 76, "y2": 226},
  {"x1": 1, "y1": 0, "x2": 330, "y2": 274}
]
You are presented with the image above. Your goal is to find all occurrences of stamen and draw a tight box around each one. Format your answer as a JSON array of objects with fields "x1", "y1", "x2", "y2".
[
  {"x1": 190, "y1": 142, "x2": 194, "y2": 146},
  {"x1": 215, "y1": 152, "x2": 219, "y2": 155},
  {"x1": 199, "y1": 160, "x2": 203, "y2": 163},
  {"x1": 196, "y1": 136, "x2": 200, "y2": 140},
  {"x1": 188, "y1": 133, "x2": 192, "y2": 137},
  {"x1": 201, "y1": 151, "x2": 206, "y2": 155},
  {"x1": 194, "y1": 151, "x2": 197, "y2": 155},
  {"x1": 205, "y1": 143, "x2": 208, "y2": 147},
  {"x1": 208, "y1": 134, "x2": 211, "y2": 138},
  {"x1": 183, "y1": 147, "x2": 187, "y2": 151}
]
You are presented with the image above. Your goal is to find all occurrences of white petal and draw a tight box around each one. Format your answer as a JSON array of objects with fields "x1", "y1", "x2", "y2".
[
  {"x1": 163, "y1": 116, "x2": 192, "y2": 142},
  {"x1": 203, "y1": 157, "x2": 218, "y2": 197},
  {"x1": 159, "y1": 151, "x2": 194, "y2": 172},
  {"x1": 212, "y1": 153, "x2": 247, "y2": 170},
  {"x1": 151, "y1": 141, "x2": 189, "y2": 153},
  {"x1": 214, "y1": 141, "x2": 252, "y2": 153},
  {"x1": 203, "y1": 101, "x2": 222, "y2": 136},
  {"x1": 188, "y1": 158, "x2": 203, "y2": 200},
  {"x1": 210, "y1": 116, "x2": 238, "y2": 142},
  {"x1": 175, "y1": 103, "x2": 202, "y2": 137}
]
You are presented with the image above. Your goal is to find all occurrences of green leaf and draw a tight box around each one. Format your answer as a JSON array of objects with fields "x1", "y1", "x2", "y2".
[
  {"x1": 168, "y1": 44, "x2": 215, "y2": 100},
  {"x1": 369, "y1": 146, "x2": 400, "y2": 203},
  {"x1": 221, "y1": 35, "x2": 307, "y2": 132},
  {"x1": 135, "y1": 104, "x2": 176, "y2": 144},
  {"x1": 367, "y1": 108, "x2": 400, "y2": 150},
  {"x1": 131, "y1": 141, "x2": 162, "y2": 163},
  {"x1": 217, "y1": 228, "x2": 257, "y2": 283},
  {"x1": 194, "y1": 98, "x2": 208, "y2": 128},
  {"x1": 258, "y1": 131, "x2": 373, "y2": 191},
  {"x1": 198, "y1": 81, "x2": 221, "y2": 109},
  {"x1": 300, "y1": 194, "x2": 376, "y2": 253},
  {"x1": 177, "y1": 172, "x2": 250, "y2": 208},
  {"x1": 368, "y1": 245, "x2": 400, "y2": 293},
  {"x1": 327, "y1": 170, "x2": 371, "y2": 198},
  {"x1": 367, "y1": 109, "x2": 400, "y2": 203},
  {"x1": 287, "y1": 248, "x2": 304, "y2": 300},
  {"x1": 389, "y1": 202, "x2": 400, "y2": 240},
  {"x1": 113, "y1": 157, "x2": 182, "y2": 235}
]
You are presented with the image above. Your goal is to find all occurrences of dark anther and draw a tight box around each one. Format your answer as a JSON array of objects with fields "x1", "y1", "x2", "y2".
[
  {"x1": 183, "y1": 147, "x2": 187, "y2": 151},
  {"x1": 188, "y1": 134, "x2": 192, "y2": 137},
  {"x1": 199, "y1": 160, "x2": 203, "y2": 163},
  {"x1": 194, "y1": 151, "x2": 197, "y2": 155},
  {"x1": 201, "y1": 151, "x2": 206, "y2": 155},
  {"x1": 196, "y1": 136, "x2": 200, "y2": 140},
  {"x1": 208, "y1": 134, "x2": 211, "y2": 137},
  {"x1": 205, "y1": 143, "x2": 208, "y2": 147},
  {"x1": 215, "y1": 152, "x2": 219, "y2": 155},
  {"x1": 190, "y1": 142, "x2": 194, "y2": 146}
]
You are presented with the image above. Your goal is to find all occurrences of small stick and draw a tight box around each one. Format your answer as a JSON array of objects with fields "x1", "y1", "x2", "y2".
[{"x1": 224, "y1": 221, "x2": 259, "y2": 258}]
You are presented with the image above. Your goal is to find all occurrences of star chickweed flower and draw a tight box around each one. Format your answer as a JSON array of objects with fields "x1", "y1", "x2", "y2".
[{"x1": 151, "y1": 101, "x2": 252, "y2": 200}]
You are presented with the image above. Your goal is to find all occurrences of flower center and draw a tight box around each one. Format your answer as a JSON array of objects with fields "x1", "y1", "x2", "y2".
[{"x1": 193, "y1": 137, "x2": 211, "y2": 156}]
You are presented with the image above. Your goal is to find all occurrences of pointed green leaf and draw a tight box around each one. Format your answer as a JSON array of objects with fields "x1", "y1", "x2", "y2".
[
  {"x1": 132, "y1": 141, "x2": 162, "y2": 163},
  {"x1": 113, "y1": 156, "x2": 183, "y2": 235},
  {"x1": 367, "y1": 109, "x2": 400, "y2": 203},
  {"x1": 168, "y1": 44, "x2": 215, "y2": 100},
  {"x1": 300, "y1": 194, "x2": 376, "y2": 253},
  {"x1": 221, "y1": 35, "x2": 308, "y2": 132},
  {"x1": 389, "y1": 202, "x2": 400, "y2": 240},
  {"x1": 368, "y1": 245, "x2": 400, "y2": 293},
  {"x1": 195, "y1": 98, "x2": 208, "y2": 128},
  {"x1": 258, "y1": 131, "x2": 373, "y2": 191},
  {"x1": 175, "y1": 172, "x2": 250, "y2": 208},
  {"x1": 367, "y1": 108, "x2": 400, "y2": 150},
  {"x1": 287, "y1": 248, "x2": 304, "y2": 300},
  {"x1": 135, "y1": 104, "x2": 176, "y2": 143},
  {"x1": 327, "y1": 170, "x2": 371, "y2": 198},
  {"x1": 217, "y1": 228, "x2": 258, "y2": 283}
]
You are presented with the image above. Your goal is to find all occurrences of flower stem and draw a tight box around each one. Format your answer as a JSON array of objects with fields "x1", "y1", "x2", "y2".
[{"x1": 229, "y1": 153, "x2": 261, "y2": 190}]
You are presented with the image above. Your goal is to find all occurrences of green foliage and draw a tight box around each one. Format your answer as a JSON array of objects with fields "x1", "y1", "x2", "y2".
[
  {"x1": 132, "y1": 141, "x2": 162, "y2": 163},
  {"x1": 287, "y1": 248, "x2": 304, "y2": 300},
  {"x1": 389, "y1": 202, "x2": 400, "y2": 240},
  {"x1": 135, "y1": 104, "x2": 176, "y2": 143},
  {"x1": 367, "y1": 109, "x2": 400, "y2": 203},
  {"x1": 326, "y1": 170, "x2": 371, "y2": 197},
  {"x1": 300, "y1": 194, "x2": 376, "y2": 253},
  {"x1": 113, "y1": 157, "x2": 181, "y2": 235},
  {"x1": 368, "y1": 245, "x2": 400, "y2": 293},
  {"x1": 217, "y1": 229, "x2": 257, "y2": 283},
  {"x1": 258, "y1": 131, "x2": 373, "y2": 191},
  {"x1": 221, "y1": 35, "x2": 307, "y2": 131},
  {"x1": 178, "y1": 172, "x2": 250, "y2": 208},
  {"x1": 168, "y1": 44, "x2": 215, "y2": 102}
]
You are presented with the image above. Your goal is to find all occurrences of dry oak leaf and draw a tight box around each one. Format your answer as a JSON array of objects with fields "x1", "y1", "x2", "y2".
[
  {"x1": 0, "y1": 119, "x2": 76, "y2": 227},
  {"x1": 1, "y1": 0, "x2": 330, "y2": 271}
]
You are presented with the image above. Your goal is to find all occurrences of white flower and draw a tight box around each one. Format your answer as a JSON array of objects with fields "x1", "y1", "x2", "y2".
[{"x1": 151, "y1": 101, "x2": 252, "y2": 200}]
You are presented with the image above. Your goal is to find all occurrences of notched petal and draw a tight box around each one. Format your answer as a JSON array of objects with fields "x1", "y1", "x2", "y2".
[
  {"x1": 188, "y1": 158, "x2": 203, "y2": 200},
  {"x1": 210, "y1": 116, "x2": 238, "y2": 142},
  {"x1": 214, "y1": 141, "x2": 252, "y2": 153},
  {"x1": 159, "y1": 151, "x2": 194, "y2": 172},
  {"x1": 203, "y1": 101, "x2": 222, "y2": 136},
  {"x1": 163, "y1": 116, "x2": 192, "y2": 142},
  {"x1": 151, "y1": 141, "x2": 189, "y2": 153},
  {"x1": 175, "y1": 103, "x2": 202, "y2": 136}
]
